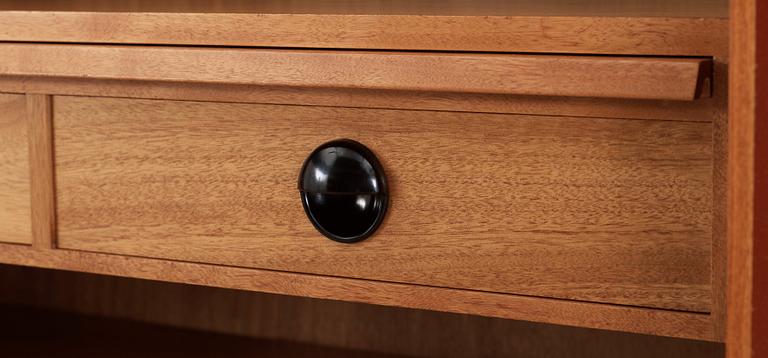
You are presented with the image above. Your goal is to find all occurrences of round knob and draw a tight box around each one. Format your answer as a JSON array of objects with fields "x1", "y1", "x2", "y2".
[{"x1": 298, "y1": 139, "x2": 388, "y2": 243}]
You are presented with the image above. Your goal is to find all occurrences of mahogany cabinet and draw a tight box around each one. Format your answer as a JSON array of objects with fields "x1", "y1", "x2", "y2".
[{"x1": 0, "y1": 0, "x2": 759, "y2": 356}]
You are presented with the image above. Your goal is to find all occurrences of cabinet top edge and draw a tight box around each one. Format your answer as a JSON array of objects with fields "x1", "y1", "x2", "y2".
[{"x1": 0, "y1": 12, "x2": 728, "y2": 56}]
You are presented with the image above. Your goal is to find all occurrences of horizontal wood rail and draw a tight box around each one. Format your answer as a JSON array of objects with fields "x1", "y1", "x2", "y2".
[
  {"x1": 0, "y1": 12, "x2": 728, "y2": 56},
  {"x1": 0, "y1": 44, "x2": 711, "y2": 100}
]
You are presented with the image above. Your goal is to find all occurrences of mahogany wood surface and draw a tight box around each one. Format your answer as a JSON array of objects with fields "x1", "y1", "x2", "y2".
[
  {"x1": 0, "y1": 13, "x2": 727, "y2": 56},
  {"x1": 53, "y1": 96, "x2": 713, "y2": 312},
  {"x1": 0, "y1": 0, "x2": 732, "y2": 345},
  {"x1": 727, "y1": 0, "x2": 768, "y2": 356}
]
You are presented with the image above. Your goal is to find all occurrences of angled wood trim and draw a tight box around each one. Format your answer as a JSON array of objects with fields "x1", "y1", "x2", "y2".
[
  {"x1": 0, "y1": 44, "x2": 712, "y2": 101},
  {"x1": 0, "y1": 76, "x2": 718, "y2": 122}
]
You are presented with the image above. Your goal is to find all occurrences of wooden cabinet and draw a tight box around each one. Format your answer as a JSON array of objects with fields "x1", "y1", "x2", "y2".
[{"x1": 0, "y1": 0, "x2": 734, "y2": 350}]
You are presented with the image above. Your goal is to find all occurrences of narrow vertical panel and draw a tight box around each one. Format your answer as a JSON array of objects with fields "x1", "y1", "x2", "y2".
[
  {"x1": 753, "y1": 0, "x2": 768, "y2": 354},
  {"x1": 727, "y1": 0, "x2": 768, "y2": 356},
  {"x1": 26, "y1": 94, "x2": 55, "y2": 250},
  {"x1": 709, "y1": 61, "x2": 729, "y2": 341},
  {"x1": 0, "y1": 93, "x2": 31, "y2": 245},
  {"x1": 726, "y1": 3, "x2": 754, "y2": 354}
]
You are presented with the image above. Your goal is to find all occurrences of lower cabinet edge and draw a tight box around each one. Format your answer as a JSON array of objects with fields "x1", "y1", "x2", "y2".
[{"x1": 0, "y1": 243, "x2": 719, "y2": 342}]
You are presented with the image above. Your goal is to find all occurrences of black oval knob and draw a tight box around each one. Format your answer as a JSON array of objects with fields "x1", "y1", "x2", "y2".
[{"x1": 298, "y1": 139, "x2": 388, "y2": 243}]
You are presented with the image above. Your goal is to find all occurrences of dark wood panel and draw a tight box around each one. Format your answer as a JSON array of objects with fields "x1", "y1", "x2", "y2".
[
  {"x1": 0, "y1": 243, "x2": 717, "y2": 341},
  {"x1": 755, "y1": 0, "x2": 768, "y2": 353},
  {"x1": 0, "y1": 0, "x2": 728, "y2": 17},
  {"x1": 0, "y1": 303, "x2": 407, "y2": 358},
  {"x1": 0, "y1": 264, "x2": 725, "y2": 358}
]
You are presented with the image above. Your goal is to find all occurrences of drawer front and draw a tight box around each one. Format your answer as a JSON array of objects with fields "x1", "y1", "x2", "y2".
[
  {"x1": 54, "y1": 96, "x2": 712, "y2": 312},
  {"x1": 0, "y1": 93, "x2": 31, "y2": 245}
]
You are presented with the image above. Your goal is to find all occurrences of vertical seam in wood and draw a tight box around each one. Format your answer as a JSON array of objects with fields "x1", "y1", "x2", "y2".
[
  {"x1": 710, "y1": 59, "x2": 729, "y2": 342},
  {"x1": 27, "y1": 94, "x2": 56, "y2": 250}
]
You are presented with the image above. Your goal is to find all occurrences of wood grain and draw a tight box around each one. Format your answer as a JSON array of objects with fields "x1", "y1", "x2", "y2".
[
  {"x1": 727, "y1": 0, "x2": 768, "y2": 356},
  {"x1": 0, "y1": 0, "x2": 729, "y2": 17},
  {"x1": 0, "y1": 44, "x2": 712, "y2": 101},
  {"x1": 0, "y1": 76, "x2": 720, "y2": 123},
  {"x1": 727, "y1": 0, "x2": 755, "y2": 355},
  {"x1": 0, "y1": 244, "x2": 717, "y2": 341},
  {"x1": 0, "y1": 93, "x2": 30, "y2": 245},
  {"x1": 0, "y1": 13, "x2": 728, "y2": 56},
  {"x1": 26, "y1": 94, "x2": 55, "y2": 250},
  {"x1": 0, "y1": 264, "x2": 725, "y2": 357},
  {"x1": 54, "y1": 96, "x2": 713, "y2": 312}
]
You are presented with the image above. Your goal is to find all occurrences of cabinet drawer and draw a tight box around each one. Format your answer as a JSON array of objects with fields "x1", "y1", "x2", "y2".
[
  {"x1": 0, "y1": 93, "x2": 31, "y2": 245},
  {"x1": 54, "y1": 96, "x2": 712, "y2": 312}
]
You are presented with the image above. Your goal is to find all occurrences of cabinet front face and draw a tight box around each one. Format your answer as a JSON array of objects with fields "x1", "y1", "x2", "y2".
[
  {"x1": 53, "y1": 95, "x2": 713, "y2": 312},
  {"x1": 0, "y1": 93, "x2": 30, "y2": 245}
]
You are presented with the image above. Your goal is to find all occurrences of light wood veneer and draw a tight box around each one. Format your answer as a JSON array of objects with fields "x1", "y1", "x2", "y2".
[
  {"x1": 0, "y1": 93, "x2": 30, "y2": 245},
  {"x1": 0, "y1": 13, "x2": 727, "y2": 56}
]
